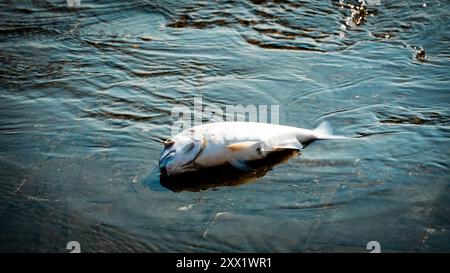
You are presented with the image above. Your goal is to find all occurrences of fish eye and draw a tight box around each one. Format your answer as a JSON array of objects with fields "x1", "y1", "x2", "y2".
[{"x1": 182, "y1": 142, "x2": 195, "y2": 153}]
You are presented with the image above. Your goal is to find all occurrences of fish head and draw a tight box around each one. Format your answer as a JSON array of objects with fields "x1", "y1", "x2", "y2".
[{"x1": 159, "y1": 132, "x2": 204, "y2": 176}]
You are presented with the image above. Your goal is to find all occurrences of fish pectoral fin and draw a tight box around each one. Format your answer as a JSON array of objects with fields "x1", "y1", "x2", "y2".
[
  {"x1": 228, "y1": 159, "x2": 252, "y2": 171},
  {"x1": 227, "y1": 141, "x2": 259, "y2": 152},
  {"x1": 271, "y1": 141, "x2": 303, "y2": 151}
]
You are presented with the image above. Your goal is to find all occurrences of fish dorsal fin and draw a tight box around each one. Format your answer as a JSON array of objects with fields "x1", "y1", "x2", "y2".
[
  {"x1": 227, "y1": 141, "x2": 259, "y2": 152},
  {"x1": 271, "y1": 140, "x2": 303, "y2": 150},
  {"x1": 313, "y1": 120, "x2": 333, "y2": 136}
]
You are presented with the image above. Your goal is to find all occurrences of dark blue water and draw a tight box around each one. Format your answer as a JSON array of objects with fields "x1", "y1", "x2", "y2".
[{"x1": 0, "y1": 0, "x2": 449, "y2": 252}]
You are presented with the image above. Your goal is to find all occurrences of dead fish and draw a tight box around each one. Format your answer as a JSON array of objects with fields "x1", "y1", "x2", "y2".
[{"x1": 159, "y1": 121, "x2": 348, "y2": 176}]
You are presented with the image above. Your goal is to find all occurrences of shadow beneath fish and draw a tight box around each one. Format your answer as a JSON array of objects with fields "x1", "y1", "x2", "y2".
[{"x1": 159, "y1": 150, "x2": 299, "y2": 192}]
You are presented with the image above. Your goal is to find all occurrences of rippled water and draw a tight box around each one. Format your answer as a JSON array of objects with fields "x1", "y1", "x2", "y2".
[{"x1": 0, "y1": 0, "x2": 449, "y2": 252}]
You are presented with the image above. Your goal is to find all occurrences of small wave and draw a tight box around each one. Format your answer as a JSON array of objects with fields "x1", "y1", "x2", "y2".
[{"x1": 377, "y1": 110, "x2": 450, "y2": 126}]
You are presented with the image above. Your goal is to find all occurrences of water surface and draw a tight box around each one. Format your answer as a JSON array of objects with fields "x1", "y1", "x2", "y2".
[{"x1": 0, "y1": 0, "x2": 449, "y2": 252}]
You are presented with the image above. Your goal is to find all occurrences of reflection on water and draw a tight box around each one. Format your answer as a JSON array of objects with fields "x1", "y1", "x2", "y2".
[
  {"x1": 0, "y1": 0, "x2": 449, "y2": 252},
  {"x1": 159, "y1": 150, "x2": 299, "y2": 192}
]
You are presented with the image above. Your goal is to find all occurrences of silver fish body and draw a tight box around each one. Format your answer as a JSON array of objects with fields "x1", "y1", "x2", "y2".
[{"x1": 159, "y1": 121, "x2": 346, "y2": 176}]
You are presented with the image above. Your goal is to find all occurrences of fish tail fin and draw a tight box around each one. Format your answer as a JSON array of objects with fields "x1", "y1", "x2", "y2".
[{"x1": 313, "y1": 121, "x2": 348, "y2": 140}]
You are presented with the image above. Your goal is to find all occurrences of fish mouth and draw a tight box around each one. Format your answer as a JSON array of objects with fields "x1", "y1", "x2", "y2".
[
  {"x1": 160, "y1": 146, "x2": 205, "y2": 177},
  {"x1": 159, "y1": 150, "x2": 175, "y2": 168}
]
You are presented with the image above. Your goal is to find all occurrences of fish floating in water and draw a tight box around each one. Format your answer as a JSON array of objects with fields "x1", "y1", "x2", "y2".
[{"x1": 159, "y1": 121, "x2": 348, "y2": 176}]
